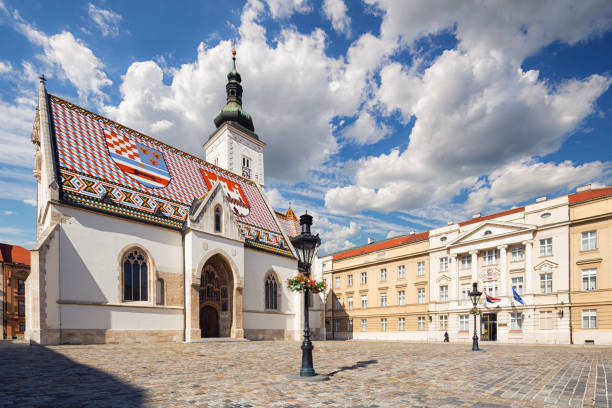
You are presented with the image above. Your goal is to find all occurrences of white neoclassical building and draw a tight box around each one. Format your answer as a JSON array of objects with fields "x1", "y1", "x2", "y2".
[
  {"x1": 428, "y1": 196, "x2": 571, "y2": 344},
  {"x1": 26, "y1": 54, "x2": 323, "y2": 345}
]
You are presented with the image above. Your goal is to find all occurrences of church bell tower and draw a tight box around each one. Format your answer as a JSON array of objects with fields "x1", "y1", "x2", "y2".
[{"x1": 204, "y1": 49, "x2": 265, "y2": 186}]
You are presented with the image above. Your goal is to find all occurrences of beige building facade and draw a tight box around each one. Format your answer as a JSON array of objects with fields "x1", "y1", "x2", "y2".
[
  {"x1": 324, "y1": 185, "x2": 611, "y2": 345},
  {"x1": 569, "y1": 187, "x2": 612, "y2": 345}
]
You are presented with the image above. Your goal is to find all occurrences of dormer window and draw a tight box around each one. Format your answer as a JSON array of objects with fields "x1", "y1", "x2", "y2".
[{"x1": 484, "y1": 230, "x2": 492, "y2": 236}]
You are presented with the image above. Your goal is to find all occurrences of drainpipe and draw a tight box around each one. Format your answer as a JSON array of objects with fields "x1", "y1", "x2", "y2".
[
  {"x1": 182, "y1": 230, "x2": 187, "y2": 342},
  {"x1": 568, "y1": 215, "x2": 573, "y2": 345}
]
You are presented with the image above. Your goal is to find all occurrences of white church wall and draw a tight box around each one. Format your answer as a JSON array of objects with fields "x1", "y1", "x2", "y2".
[{"x1": 59, "y1": 304, "x2": 183, "y2": 330}]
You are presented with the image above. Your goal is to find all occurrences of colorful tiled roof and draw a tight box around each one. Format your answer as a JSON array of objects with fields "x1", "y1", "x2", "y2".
[
  {"x1": 0, "y1": 243, "x2": 30, "y2": 265},
  {"x1": 48, "y1": 95, "x2": 293, "y2": 257},
  {"x1": 332, "y1": 232, "x2": 429, "y2": 261},
  {"x1": 275, "y1": 208, "x2": 300, "y2": 238},
  {"x1": 569, "y1": 187, "x2": 612, "y2": 204}
]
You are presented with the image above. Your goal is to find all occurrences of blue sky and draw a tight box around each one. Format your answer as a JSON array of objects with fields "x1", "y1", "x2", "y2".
[{"x1": 0, "y1": 0, "x2": 611, "y2": 253}]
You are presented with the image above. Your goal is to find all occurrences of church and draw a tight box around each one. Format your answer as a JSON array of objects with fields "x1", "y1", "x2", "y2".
[{"x1": 26, "y1": 51, "x2": 323, "y2": 345}]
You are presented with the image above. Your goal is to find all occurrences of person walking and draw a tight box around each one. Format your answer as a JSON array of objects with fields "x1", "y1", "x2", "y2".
[{"x1": 443, "y1": 331, "x2": 449, "y2": 342}]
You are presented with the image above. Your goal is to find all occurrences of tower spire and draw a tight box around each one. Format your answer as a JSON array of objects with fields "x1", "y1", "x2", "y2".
[{"x1": 213, "y1": 48, "x2": 255, "y2": 132}]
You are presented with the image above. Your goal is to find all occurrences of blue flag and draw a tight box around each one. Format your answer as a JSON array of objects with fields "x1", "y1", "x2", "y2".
[{"x1": 513, "y1": 287, "x2": 525, "y2": 305}]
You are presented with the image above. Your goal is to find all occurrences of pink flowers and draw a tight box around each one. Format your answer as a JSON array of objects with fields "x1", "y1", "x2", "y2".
[{"x1": 286, "y1": 274, "x2": 326, "y2": 293}]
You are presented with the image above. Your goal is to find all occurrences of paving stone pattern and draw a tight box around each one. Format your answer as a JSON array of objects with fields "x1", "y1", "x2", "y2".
[{"x1": 1, "y1": 340, "x2": 612, "y2": 407}]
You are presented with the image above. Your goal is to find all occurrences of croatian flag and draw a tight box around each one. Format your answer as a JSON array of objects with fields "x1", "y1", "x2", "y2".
[
  {"x1": 513, "y1": 287, "x2": 526, "y2": 305},
  {"x1": 484, "y1": 291, "x2": 501, "y2": 303}
]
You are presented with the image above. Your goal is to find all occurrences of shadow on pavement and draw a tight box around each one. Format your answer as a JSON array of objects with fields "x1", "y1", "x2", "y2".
[
  {"x1": 0, "y1": 341, "x2": 145, "y2": 407},
  {"x1": 327, "y1": 359, "x2": 378, "y2": 377}
]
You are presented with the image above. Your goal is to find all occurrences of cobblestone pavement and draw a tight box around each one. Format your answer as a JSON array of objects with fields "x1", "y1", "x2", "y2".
[{"x1": 1, "y1": 340, "x2": 612, "y2": 407}]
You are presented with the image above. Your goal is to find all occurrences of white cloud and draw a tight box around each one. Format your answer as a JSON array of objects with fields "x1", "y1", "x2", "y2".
[
  {"x1": 3, "y1": 5, "x2": 112, "y2": 104},
  {"x1": 88, "y1": 3, "x2": 122, "y2": 38},
  {"x1": 386, "y1": 230, "x2": 400, "y2": 239},
  {"x1": 265, "y1": 187, "x2": 286, "y2": 209},
  {"x1": 323, "y1": 0, "x2": 351, "y2": 37},
  {"x1": 2, "y1": 210, "x2": 15, "y2": 215},
  {"x1": 0, "y1": 179, "x2": 35, "y2": 202},
  {"x1": 342, "y1": 109, "x2": 391, "y2": 145},
  {"x1": 0, "y1": 94, "x2": 37, "y2": 168},
  {"x1": 465, "y1": 159, "x2": 612, "y2": 212},
  {"x1": 264, "y1": 0, "x2": 311, "y2": 18},
  {"x1": 0, "y1": 61, "x2": 12, "y2": 74},
  {"x1": 23, "y1": 199, "x2": 36, "y2": 206},
  {"x1": 315, "y1": 217, "x2": 359, "y2": 253}
]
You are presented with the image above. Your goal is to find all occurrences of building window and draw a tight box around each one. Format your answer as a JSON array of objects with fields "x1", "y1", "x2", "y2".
[
  {"x1": 510, "y1": 313, "x2": 523, "y2": 330},
  {"x1": 483, "y1": 282, "x2": 498, "y2": 297},
  {"x1": 581, "y1": 231, "x2": 597, "y2": 251},
  {"x1": 361, "y1": 295, "x2": 367, "y2": 308},
  {"x1": 397, "y1": 265, "x2": 405, "y2": 279},
  {"x1": 381, "y1": 318, "x2": 387, "y2": 332},
  {"x1": 347, "y1": 297, "x2": 353, "y2": 310},
  {"x1": 461, "y1": 284, "x2": 471, "y2": 300},
  {"x1": 17, "y1": 279, "x2": 25, "y2": 295},
  {"x1": 361, "y1": 319, "x2": 367, "y2": 332},
  {"x1": 123, "y1": 248, "x2": 148, "y2": 302},
  {"x1": 582, "y1": 309, "x2": 597, "y2": 329},
  {"x1": 511, "y1": 277, "x2": 523, "y2": 295},
  {"x1": 484, "y1": 249, "x2": 498, "y2": 266},
  {"x1": 19, "y1": 322, "x2": 25, "y2": 332},
  {"x1": 417, "y1": 288, "x2": 425, "y2": 304},
  {"x1": 380, "y1": 293, "x2": 387, "y2": 307},
  {"x1": 398, "y1": 317, "x2": 405, "y2": 331},
  {"x1": 347, "y1": 274, "x2": 353, "y2": 287},
  {"x1": 335, "y1": 319, "x2": 341, "y2": 332},
  {"x1": 540, "y1": 238, "x2": 552, "y2": 256},
  {"x1": 361, "y1": 272, "x2": 367, "y2": 284},
  {"x1": 18, "y1": 300, "x2": 25, "y2": 316},
  {"x1": 439, "y1": 315, "x2": 448, "y2": 331},
  {"x1": 511, "y1": 246, "x2": 523, "y2": 262},
  {"x1": 265, "y1": 274, "x2": 278, "y2": 310},
  {"x1": 582, "y1": 269, "x2": 597, "y2": 291},
  {"x1": 417, "y1": 262, "x2": 425, "y2": 276},
  {"x1": 540, "y1": 273, "x2": 553, "y2": 294},
  {"x1": 417, "y1": 316, "x2": 425, "y2": 331},
  {"x1": 348, "y1": 319, "x2": 353, "y2": 332},
  {"x1": 335, "y1": 277, "x2": 341, "y2": 288},
  {"x1": 539, "y1": 311, "x2": 552, "y2": 330},
  {"x1": 439, "y1": 285, "x2": 448, "y2": 302},
  {"x1": 439, "y1": 257, "x2": 448, "y2": 272},
  {"x1": 460, "y1": 255, "x2": 471, "y2": 269},
  {"x1": 242, "y1": 156, "x2": 251, "y2": 178},
  {"x1": 459, "y1": 315, "x2": 469, "y2": 331},
  {"x1": 156, "y1": 279, "x2": 165, "y2": 306},
  {"x1": 398, "y1": 290, "x2": 405, "y2": 306},
  {"x1": 484, "y1": 230, "x2": 492, "y2": 236},
  {"x1": 334, "y1": 298, "x2": 342, "y2": 310},
  {"x1": 214, "y1": 206, "x2": 222, "y2": 233},
  {"x1": 380, "y1": 268, "x2": 387, "y2": 281}
]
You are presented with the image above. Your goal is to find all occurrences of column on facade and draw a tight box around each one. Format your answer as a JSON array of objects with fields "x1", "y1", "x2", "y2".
[
  {"x1": 498, "y1": 245, "x2": 507, "y2": 297},
  {"x1": 523, "y1": 240, "x2": 533, "y2": 294},
  {"x1": 470, "y1": 250, "x2": 478, "y2": 283},
  {"x1": 450, "y1": 254, "x2": 458, "y2": 301}
]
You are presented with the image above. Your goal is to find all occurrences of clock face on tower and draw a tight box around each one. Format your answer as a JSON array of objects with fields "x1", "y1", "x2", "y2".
[{"x1": 242, "y1": 166, "x2": 251, "y2": 179}]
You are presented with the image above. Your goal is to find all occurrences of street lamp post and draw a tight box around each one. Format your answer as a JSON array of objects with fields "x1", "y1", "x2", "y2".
[
  {"x1": 289, "y1": 213, "x2": 328, "y2": 381},
  {"x1": 469, "y1": 282, "x2": 482, "y2": 351}
]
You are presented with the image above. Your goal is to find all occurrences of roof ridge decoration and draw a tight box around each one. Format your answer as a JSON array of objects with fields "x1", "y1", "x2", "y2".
[{"x1": 48, "y1": 93, "x2": 292, "y2": 257}]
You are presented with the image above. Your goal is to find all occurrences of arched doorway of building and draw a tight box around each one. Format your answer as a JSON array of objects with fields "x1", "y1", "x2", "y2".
[{"x1": 198, "y1": 256, "x2": 233, "y2": 337}]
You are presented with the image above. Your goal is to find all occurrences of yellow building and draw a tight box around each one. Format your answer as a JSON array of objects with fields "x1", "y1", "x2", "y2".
[
  {"x1": 325, "y1": 232, "x2": 430, "y2": 340},
  {"x1": 569, "y1": 186, "x2": 612, "y2": 345}
]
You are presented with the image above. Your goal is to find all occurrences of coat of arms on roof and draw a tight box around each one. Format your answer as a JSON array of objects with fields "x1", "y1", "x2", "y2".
[
  {"x1": 199, "y1": 168, "x2": 250, "y2": 217},
  {"x1": 105, "y1": 128, "x2": 171, "y2": 188}
]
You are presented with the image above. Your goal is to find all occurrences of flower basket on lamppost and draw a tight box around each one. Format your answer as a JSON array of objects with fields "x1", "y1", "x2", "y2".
[
  {"x1": 468, "y1": 282, "x2": 483, "y2": 351},
  {"x1": 287, "y1": 213, "x2": 329, "y2": 381}
]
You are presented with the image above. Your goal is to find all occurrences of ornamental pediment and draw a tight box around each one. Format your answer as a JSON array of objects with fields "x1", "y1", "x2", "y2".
[
  {"x1": 449, "y1": 221, "x2": 535, "y2": 246},
  {"x1": 436, "y1": 274, "x2": 451, "y2": 284},
  {"x1": 478, "y1": 267, "x2": 500, "y2": 281},
  {"x1": 534, "y1": 260, "x2": 558, "y2": 271}
]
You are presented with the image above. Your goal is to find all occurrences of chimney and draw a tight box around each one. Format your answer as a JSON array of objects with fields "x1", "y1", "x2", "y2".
[
  {"x1": 367, "y1": 237, "x2": 374, "y2": 244},
  {"x1": 536, "y1": 196, "x2": 547, "y2": 203},
  {"x1": 471, "y1": 213, "x2": 481, "y2": 219},
  {"x1": 576, "y1": 184, "x2": 592, "y2": 193},
  {"x1": 409, "y1": 229, "x2": 415, "y2": 235}
]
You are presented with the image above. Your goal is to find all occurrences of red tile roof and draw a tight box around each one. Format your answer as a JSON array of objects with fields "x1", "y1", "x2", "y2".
[
  {"x1": 0, "y1": 243, "x2": 30, "y2": 265},
  {"x1": 568, "y1": 187, "x2": 612, "y2": 204},
  {"x1": 275, "y1": 208, "x2": 300, "y2": 238},
  {"x1": 459, "y1": 206, "x2": 525, "y2": 227},
  {"x1": 332, "y1": 231, "x2": 429, "y2": 261}
]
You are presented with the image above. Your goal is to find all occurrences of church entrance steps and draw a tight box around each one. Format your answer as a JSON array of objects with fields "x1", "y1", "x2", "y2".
[{"x1": 189, "y1": 337, "x2": 250, "y2": 343}]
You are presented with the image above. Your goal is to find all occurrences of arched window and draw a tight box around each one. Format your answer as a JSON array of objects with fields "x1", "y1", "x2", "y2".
[
  {"x1": 214, "y1": 206, "x2": 222, "y2": 233},
  {"x1": 123, "y1": 248, "x2": 148, "y2": 301},
  {"x1": 265, "y1": 273, "x2": 278, "y2": 310}
]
